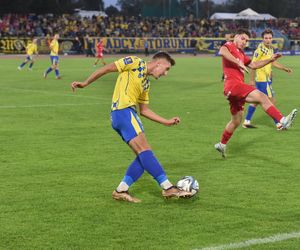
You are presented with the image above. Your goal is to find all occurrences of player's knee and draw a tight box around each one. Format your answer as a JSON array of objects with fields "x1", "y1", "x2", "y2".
[
  {"x1": 133, "y1": 145, "x2": 152, "y2": 155},
  {"x1": 231, "y1": 117, "x2": 242, "y2": 127},
  {"x1": 139, "y1": 146, "x2": 152, "y2": 153},
  {"x1": 270, "y1": 97, "x2": 276, "y2": 105},
  {"x1": 129, "y1": 135, "x2": 151, "y2": 154},
  {"x1": 137, "y1": 140, "x2": 151, "y2": 152},
  {"x1": 258, "y1": 92, "x2": 269, "y2": 102},
  {"x1": 232, "y1": 120, "x2": 241, "y2": 127},
  {"x1": 261, "y1": 95, "x2": 272, "y2": 106}
]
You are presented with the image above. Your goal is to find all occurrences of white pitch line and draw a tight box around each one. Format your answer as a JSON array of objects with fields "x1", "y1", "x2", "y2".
[
  {"x1": 0, "y1": 103, "x2": 101, "y2": 109},
  {"x1": 195, "y1": 231, "x2": 300, "y2": 250},
  {"x1": 2, "y1": 86, "x2": 109, "y2": 100}
]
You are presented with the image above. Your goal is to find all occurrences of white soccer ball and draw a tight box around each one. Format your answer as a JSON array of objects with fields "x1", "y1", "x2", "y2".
[{"x1": 176, "y1": 176, "x2": 199, "y2": 197}]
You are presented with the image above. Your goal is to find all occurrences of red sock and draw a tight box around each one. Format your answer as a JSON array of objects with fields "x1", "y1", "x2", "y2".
[
  {"x1": 221, "y1": 129, "x2": 233, "y2": 144},
  {"x1": 265, "y1": 106, "x2": 283, "y2": 122}
]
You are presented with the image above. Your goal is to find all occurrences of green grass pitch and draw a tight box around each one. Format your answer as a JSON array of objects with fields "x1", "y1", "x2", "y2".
[{"x1": 0, "y1": 55, "x2": 300, "y2": 249}]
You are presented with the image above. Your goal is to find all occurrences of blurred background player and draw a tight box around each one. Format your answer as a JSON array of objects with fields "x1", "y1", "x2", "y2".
[
  {"x1": 190, "y1": 38, "x2": 198, "y2": 56},
  {"x1": 243, "y1": 29, "x2": 293, "y2": 129},
  {"x1": 144, "y1": 38, "x2": 149, "y2": 57},
  {"x1": 93, "y1": 39, "x2": 107, "y2": 67},
  {"x1": 71, "y1": 36, "x2": 83, "y2": 54},
  {"x1": 214, "y1": 29, "x2": 297, "y2": 158},
  {"x1": 18, "y1": 38, "x2": 38, "y2": 71},
  {"x1": 44, "y1": 34, "x2": 61, "y2": 79},
  {"x1": 71, "y1": 52, "x2": 192, "y2": 203},
  {"x1": 85, "y1": 35, "x2": 94, "y2": 57}
]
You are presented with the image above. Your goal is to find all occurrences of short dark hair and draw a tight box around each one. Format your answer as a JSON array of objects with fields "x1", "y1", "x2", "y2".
[
  {"x1": 236, "y1": 29, "x2": 251, "y2": 38},
  {"x1": 152, "y1": 51, "x2": 175, "y2": 66},
  {"x1": 261, "y1": 29, "x2": 273, "y2": 38}
]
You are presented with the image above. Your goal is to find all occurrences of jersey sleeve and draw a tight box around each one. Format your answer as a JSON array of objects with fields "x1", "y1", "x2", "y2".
[
  {"x1": 114, "y1": 56, "x2": 139, "y2": 72},
  {"x1": 222, "y1": 42, "x2": 234, "y2": 53},
  {"x1": 138, "y1": 88, "x2": 149, "y2": 104},
  {"x1": 252, "y1": 46, "x2": 263, "y2": 62}
]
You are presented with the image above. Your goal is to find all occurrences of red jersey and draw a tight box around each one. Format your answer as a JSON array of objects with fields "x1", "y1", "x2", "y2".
[
  {"x1": 221, "y1": 42, "x2": 256, "y2": 115},
  {"x1": 97, "y1": 41, "x2": 104, "y2": 53},
  {"x1": 222, "y1": 42, "x2": 251, "y2": 84}
]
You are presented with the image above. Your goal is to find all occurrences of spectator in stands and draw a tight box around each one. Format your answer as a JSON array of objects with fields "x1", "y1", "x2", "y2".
[{"x1": 1, "y1": 14, "x2": 300, "y2": 40}]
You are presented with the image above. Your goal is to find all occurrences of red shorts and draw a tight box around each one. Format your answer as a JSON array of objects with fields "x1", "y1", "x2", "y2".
[
  {"x1": 97, "y1": 53, "x2": 103, "y2": 58},
  {"x1": 224, "y1": 82, "x2": 256, "y2": 115}
]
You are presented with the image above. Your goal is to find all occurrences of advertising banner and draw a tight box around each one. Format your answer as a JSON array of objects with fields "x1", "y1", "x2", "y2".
[
  {"x1": 0, "y1": 37, "x2": 286, "y2": 54},
  {"x1": 0, "y1": 37, "x2": 77, "y2": 54},
  {"x1": 84, "y1": 37, "x2": 285, "y2": 53}
]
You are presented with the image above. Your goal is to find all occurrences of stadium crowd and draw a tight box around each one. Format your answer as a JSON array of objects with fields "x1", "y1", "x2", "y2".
[{"x1": 1, "y1": 13, "x2": 300, "y2": 39}]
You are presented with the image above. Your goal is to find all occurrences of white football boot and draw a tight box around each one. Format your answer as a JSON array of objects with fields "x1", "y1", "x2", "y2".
[
  {"x1": 242, "y1": 120, "x2": 257, "y2": 129},
  {"x1": 214, "y1": 142, "x2": 226, "y2": 158},
  {"x1": 281, "y1": 109, "x2": 297, "y2": 129}
]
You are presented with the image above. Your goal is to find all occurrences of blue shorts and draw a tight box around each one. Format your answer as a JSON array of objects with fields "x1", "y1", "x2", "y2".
[
  {"x1": 50, "y1": 55, "x2": 59, "y2": 65},
  {"x1": 111, "y1": 107, "x2": 144, "y2": 143},
  {"x1": 256, "y1": 81, "x2": 275, "y2": 98},
  {"x1": 26, "y1": 55, "x2": 33, "y2": 61}
]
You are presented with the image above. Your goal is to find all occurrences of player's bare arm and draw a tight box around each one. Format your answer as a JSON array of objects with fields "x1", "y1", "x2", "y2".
[
  {"x1": 248, "y1": 53, "x2": 282, "y2": 70},
  {"x1": 139, "y1": 103, "x2": 180, "y2": 126},
  {"x1": 71, "y1": 62, "x2": 118, "y2": 91},
  {"x1": 272, "y1": 61, "x2": 292, "y2": 73},
  {"x1": 219, "y1": 46, "x2": 248, "y2": 73},
  {"x1": 249, "y1": 68, "x2": 256, "y2": 86}
]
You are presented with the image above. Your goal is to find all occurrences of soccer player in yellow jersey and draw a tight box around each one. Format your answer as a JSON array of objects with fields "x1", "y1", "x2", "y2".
[
  {"x1": 71, "y1": 52, "x2": 192, "y2": 203},
  {"x1": 44, "y1": 34, "x2": 61, "y2": 79},
  {"x1": 18, "y1": 38, "x2": 38, "y2": 70},
  {"x1": 243, "y1": 29, "x2": 292, "y2": 129}
]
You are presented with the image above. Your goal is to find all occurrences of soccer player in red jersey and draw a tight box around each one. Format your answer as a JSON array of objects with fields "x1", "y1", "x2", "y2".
[
  {"x1": 214, "y1": 29, "x2": 297, "y2": 158},
  {"x1": 93, "y1": 40, "x2": 107, "y2": 67}
]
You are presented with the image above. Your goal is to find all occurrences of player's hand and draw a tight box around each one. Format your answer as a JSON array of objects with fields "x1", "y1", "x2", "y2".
[
  {"x1": 165, "y1": 117, "x2": 180, "y2": 126},
  {"x1": 271, "y1": 53, "x2": 282, "y2": 62},
  {"x1": 284, "y1": 67, "x2": 292, "y2": 73},
  {"x1": 71, "y1": 81, "x2": 86, "y2": 92},
  {"x1": 237, "y1": 61, "x2": 249, "y2": 73}
]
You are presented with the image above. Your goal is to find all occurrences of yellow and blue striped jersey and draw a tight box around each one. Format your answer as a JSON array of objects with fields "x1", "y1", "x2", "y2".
[
  {"x1": 252, "y1": 42, "x2": 274, "y2": 82},
  {"x1": 50, "y1": 39, "x2": 59, "y2": 56},
  {"x1": 26, "y1": 43, "x2": 37, "y2": 55},
  {"x1": 112, "y1": 56, "x2": 150, "y2": 111}
]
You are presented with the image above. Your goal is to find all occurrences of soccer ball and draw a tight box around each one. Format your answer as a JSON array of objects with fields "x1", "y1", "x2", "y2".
[{"x1": 176, "y1": 176, "x2": 199, "y2": 197}]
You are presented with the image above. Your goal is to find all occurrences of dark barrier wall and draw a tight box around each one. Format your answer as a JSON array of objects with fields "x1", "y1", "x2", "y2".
[{"x1": 0, "y1": 37, "x2": 286, "y2": 54}]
